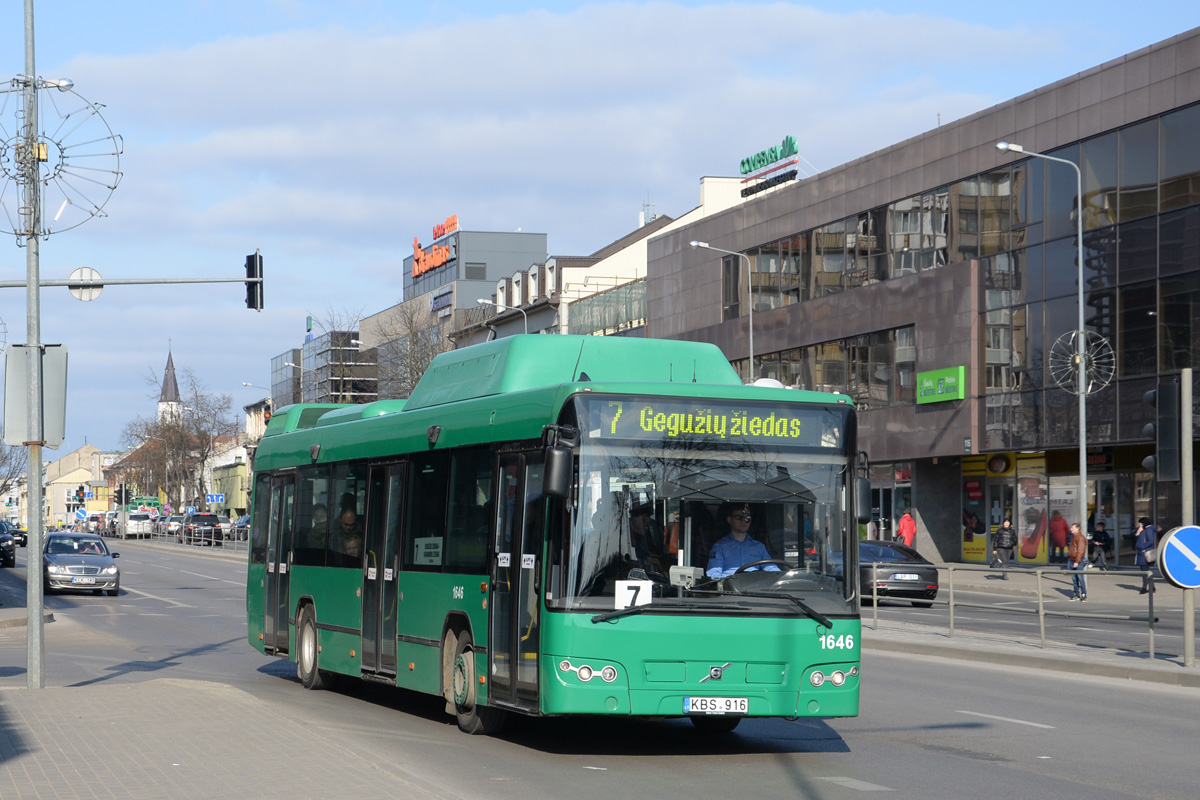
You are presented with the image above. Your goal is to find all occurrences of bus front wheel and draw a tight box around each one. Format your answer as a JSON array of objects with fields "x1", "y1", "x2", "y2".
[
  {"x1": 450, "y1": 631, "x2": 505, "y2": 735},
  {"x1": 297, "y1": 606, "x2": 334, "y2": 690}
]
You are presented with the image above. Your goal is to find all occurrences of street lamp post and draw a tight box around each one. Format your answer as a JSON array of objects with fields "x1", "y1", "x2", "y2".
[
  {"x1": 997, "y1": 141, "x2": 1087, "y2": 532},
  {"x1": 476, "y1": 298, "x2": 528, "y2": 335},
  {"x1": 690, "y1": 241, "x2": 755, "y2": 382}
]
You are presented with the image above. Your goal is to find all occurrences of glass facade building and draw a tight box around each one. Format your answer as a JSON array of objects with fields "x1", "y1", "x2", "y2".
[{"x1": 650, "y1": 28, "x2": 1200, "y2": 564}]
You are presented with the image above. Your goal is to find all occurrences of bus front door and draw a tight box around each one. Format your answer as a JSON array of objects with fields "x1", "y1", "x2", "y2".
[
  {"x1": 362, "y1": 464, "x2": 404, "y2": 676},
  {"x1": 490, "y1": 453, "x2": 544, "y2": 712},
  {"x1": 264, "y1": 477, "x2": 295, "y2": 655}
]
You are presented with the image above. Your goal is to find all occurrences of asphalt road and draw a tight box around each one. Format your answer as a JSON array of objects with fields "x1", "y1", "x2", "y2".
[{"x1": 1, "y1": 541, "x2": 1197, "y2": 799}]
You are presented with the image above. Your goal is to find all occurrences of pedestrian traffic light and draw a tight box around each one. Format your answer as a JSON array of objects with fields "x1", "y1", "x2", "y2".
[
  {"x1": 245, "y1": 251, "x2": 263, "y2": 311},
  {"x1": 1142, "y1": 380, "x2": 1181, "y2": 481}
]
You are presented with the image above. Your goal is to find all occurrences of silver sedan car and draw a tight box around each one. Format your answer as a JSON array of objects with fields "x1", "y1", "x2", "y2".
[{"x1": 43, "y1": 533, "x2": 120, "y2": 596}]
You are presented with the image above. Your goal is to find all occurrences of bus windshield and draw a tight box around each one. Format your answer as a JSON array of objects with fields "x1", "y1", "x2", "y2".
[{"x1": 548, "y1": 395, "x2": 857, "y2": 616}]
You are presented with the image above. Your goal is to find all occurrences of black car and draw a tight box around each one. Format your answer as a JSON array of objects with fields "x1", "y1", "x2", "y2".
[
  {"x1": 0, "y1": 531, "x2": 15, "y2": 567},
  {"x1": 859, "y1": 540, "x2": 939, "y2": 607},
  {"x1": 0, "y1": 520, "x2": 26, "y2": 547},
  {"x1": 43, "y1": 532, "x2": 120, "y2": 595},
  {"x1": 181, "y1": 512, "x2": 223, "y2": 546}
]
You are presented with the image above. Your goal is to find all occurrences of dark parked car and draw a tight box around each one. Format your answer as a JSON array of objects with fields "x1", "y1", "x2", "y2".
[
  {"x1": 858, "y1": 540, "x2": 939, "y2": 607},
  {"x1": 0, "y1": 531, "x2": 15, "y2": 567},
  {"x1": 233, "y1": 515, "x2": 251, "y2": 541},
  {"x1": 43, "y1": 532, "x2": 120, "y2": 596},
  {"x1": 181, "y1": 512, "x2": 223, "y2": 546},
  {"x1": 0, "y1": 520, "x2": 26, "y2": 547}
]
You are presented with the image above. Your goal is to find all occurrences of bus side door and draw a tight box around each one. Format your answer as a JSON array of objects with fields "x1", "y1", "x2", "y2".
[
  {"x1": 264, "y1": 475, "x2": 295, "y2": 655},
  {"x1": 490, "y1": 452, "x2": 544, "y2": 711},
  {"x1": 362, "y1": 463, "x2": 404, "y2": 676}
]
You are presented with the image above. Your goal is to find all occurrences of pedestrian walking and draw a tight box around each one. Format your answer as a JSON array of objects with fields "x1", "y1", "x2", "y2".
[
  {"x1": 1134, "y1": 517, "x2": 1157, "y2": 594},
  {"x1": 992, "y1": 517, "x2": 1017, "y2": 579},
  {"x1": 1089, "y1": 521, "x2": 1111, "y2": 570},
  {"x1": 1067, "y1": 522, "x2": 1089, "y2": 601},
  {"x1": 896, "y1": 509, "x2": 916, "y2": 548}
]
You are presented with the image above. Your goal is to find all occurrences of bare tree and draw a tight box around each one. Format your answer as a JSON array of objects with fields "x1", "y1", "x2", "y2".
[
  {"x1": 0, "y1": 433, "x2": 28, "y2": 501},
  {"x1": 369, "y1": 299, "x2": 450, "y2": 399},
  {"x1": 118, "y1": 369, "x2": 237, "y2": 511}
]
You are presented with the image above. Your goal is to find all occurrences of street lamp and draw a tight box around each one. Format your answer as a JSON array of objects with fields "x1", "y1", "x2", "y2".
[
  {"x1": 241, "y1": 381, "x2": 270, "y2": 391},
  {"x1": 690, "y1": 240, "x2": 755, "y2": 382},
  {"x1": 996, "y1": 141, "x2": 1088, "y2": 530},
  {"x1": 476, "y1": 298, "x2": 528, "y2": 335}
]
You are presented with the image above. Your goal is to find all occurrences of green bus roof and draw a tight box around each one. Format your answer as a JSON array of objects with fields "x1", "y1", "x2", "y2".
[{"x1": 402, "y1": 335, "x2": 741, "y2": 411}]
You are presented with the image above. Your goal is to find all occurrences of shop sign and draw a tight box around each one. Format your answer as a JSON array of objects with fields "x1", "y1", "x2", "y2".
[
  {"x1": 412, "y1": 214, "x2": 460, "y2": 278},
  {"x1": 739, "y1": 135, "x2": 798, "y2": 175},
  {"x1": 741, "y1": 169, "x2": 798, "y2": 198},
  {"x1": 916, "y1": 366, "x2": 966, "y2": 404}
]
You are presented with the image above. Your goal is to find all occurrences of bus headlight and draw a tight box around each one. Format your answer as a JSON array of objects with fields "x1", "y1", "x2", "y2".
[{"x1": 810, "y1": 671, "x2": 825, "y2": 687}]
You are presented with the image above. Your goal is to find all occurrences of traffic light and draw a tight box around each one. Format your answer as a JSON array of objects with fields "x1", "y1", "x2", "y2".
[
  {"x1": 1142, "y1": 380, "x2": 1181, "y2": 481},
  {"x1": 245, "y1": 251, "x2": 263, "y2": 311},
  {"x1": 75, "y1": 485, "x2": 84, "y2": 503}
]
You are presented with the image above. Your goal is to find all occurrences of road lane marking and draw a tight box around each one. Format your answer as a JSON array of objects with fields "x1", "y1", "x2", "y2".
[
  {"x1": 956, "y1": 710, "x2": 1055, "y2": 729},
  {"x1": 120, "y1": 586, "x2": 193, "y2": 608},
  {"x1": 815, "y1": 777, "x2": 893, "y2": 791},
  {"x1": 177, "y1": 569, "x2": 241, "y2": 586}
]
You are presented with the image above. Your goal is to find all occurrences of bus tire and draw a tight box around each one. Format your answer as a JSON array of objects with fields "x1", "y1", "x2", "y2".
[
  {"x1": 451, "y1": 630, "x2": 505, "y2": 735},
  {"x1": 297, "y1": 606, "x2": 331, "y2": 691},
  {"x1": 690, "y1": 715, "x2": 741, "y2": 735}
]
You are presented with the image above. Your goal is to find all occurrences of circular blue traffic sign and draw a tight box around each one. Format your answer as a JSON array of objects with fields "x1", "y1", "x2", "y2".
[
  {"x1": 75, "y1": 509, "x2": 87, "y2": 520},
  {"x1": 1158, "y1": 526, "x2": 1200, "y2": 590}
]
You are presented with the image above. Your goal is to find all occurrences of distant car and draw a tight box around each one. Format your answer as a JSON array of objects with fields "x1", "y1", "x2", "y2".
[
  {"x1": 163, "y1": 515, "x2": 184, "y2": 540},
  {"x1": 181, "y1": 512, "x2": 222, "y2": 546},
  {"x1": 121, "y1": 513, "x2": 154, "y2": 540},
  {"x1": 85, "y1": 513, "x2": 105, "y2": 533},
  {"x1": 0, "y1": 531, "x2": 15, "y2": 567},
  {"x1": 858, "y1": 540, "x2": 939, "y2": 608},
  {"x1": 233, "y1": 514, "x2": 251, "y2": 541},
  {"x1": 42, "y1": 532, "x2": 120, "y2": 596},
  {"x1": 217, "y1": 515, "x2": 233, "y2": 540}
]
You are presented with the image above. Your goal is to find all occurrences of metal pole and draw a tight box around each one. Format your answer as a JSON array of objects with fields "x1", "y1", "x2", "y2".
[
  {"x1": 22, "y1": 0, "x2": 46, "y2": 689},
  {"x1": 742, "y1": 253, "x2": 754, "y2": 382},
  {"x1": 1182, "y1": 367, "x2": 1194, "y2": 667}
]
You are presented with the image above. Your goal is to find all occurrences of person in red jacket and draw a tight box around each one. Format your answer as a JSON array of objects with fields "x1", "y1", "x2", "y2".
[{"x1": 896, "y1": 509, "x2": 916, "y2": 547}]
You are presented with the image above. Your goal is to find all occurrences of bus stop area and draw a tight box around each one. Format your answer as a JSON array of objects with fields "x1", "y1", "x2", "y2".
[{"x1": 1, "y1": 564, "x2": 1198, "y2": 798}]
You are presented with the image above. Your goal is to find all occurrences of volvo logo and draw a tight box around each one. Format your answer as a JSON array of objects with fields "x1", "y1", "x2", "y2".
[{"x1": 699, "y1": 662, "x2": 732, "y2": 683}]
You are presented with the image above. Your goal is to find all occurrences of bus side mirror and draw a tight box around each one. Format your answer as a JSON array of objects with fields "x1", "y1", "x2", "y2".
[
  {"x1": 855, "y1": 477, "x2": 871, "y2": 524},
  {"x1": 543, "y1": 425, "x2": 579, "y2": 500}
]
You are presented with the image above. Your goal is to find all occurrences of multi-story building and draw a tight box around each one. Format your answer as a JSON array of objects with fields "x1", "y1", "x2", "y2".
[{"x1": 649, "y1": 27, "x2": 1200, "y2": 567}]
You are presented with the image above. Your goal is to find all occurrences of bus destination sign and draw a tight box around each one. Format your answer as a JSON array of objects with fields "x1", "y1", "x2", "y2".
[{"x1": 586, "y1": 397, "x2": 841, "y2": 449}]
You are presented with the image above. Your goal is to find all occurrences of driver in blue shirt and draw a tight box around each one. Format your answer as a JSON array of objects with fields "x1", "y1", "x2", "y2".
[{"x1": 706, "y1": 503, "x2": 781, "y2": 578}]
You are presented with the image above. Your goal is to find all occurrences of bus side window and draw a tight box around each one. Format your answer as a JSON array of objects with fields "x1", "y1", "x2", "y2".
[
  {"x1": 444, "y1": 447, "x2": 492, "y2": 573},
  {"x1": 404, "y1": 451, "x2": 449, "y2": 571}
]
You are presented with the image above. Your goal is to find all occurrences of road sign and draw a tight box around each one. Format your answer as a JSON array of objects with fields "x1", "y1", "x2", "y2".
[
  {"x1": 1158, "y1": 526, "x2": 1200, "y2": 590},
  {"x1": 206, "y1": 493, "x2": 225, "y2": 504},
  {"x1": 74, "y1": 509, "x2": 86, "y2": 520},
  {"x1": 186, "y1": 506, "x2": 196, "y2": 514}
]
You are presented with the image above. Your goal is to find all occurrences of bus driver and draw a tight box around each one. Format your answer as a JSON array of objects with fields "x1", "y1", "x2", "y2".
[{"x1": 706, "y1": 503, "x2": 781, "y2": 579}]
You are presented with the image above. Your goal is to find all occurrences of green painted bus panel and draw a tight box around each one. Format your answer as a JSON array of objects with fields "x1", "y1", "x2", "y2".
[
  {"x1": 246, "y1": 564, "x2": 265, "y2": 652},
  {"x1": 262, "y1": 403, "x2": 348, "y2": 437},
  {"x1": 394, "y1": 640, "x2": 442, "y2": 696},
  {"x1": 537, "y1": 612, "x2": 861, "y2": 718},
  {"x1": 396, "y1": 573, "x2": 490, "y2": 649}
]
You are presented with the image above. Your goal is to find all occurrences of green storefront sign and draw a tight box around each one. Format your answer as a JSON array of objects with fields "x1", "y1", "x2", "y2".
[
  {"x1": 740, "y1": 135, "x2": 798, "y2": 175},
  {"x1": 916, "y1": 366, "x2": 966, "y2": 404}
]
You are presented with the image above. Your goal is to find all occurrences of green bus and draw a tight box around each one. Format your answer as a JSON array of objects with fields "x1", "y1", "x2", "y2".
[
  {"x1": 246, "y1": 335, "x2": 869, "y2": 735},
  {"x1": 125, "y1": 495, "x2": 162, "y2": 514}
]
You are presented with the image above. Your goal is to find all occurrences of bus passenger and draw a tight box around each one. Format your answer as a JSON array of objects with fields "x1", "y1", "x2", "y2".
[{"x1": 706, "y1": 503, "x2": 781, "y2": 579}]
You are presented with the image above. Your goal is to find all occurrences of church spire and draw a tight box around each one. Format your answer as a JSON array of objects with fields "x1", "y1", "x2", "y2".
[{"x1": 157, "y1": 350, "x2": 183, "y2": 422}]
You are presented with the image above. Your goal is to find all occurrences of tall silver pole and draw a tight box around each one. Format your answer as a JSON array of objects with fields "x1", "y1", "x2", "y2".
[
  {"x1": 1182, "y1": 367, "x2": 1194, "y2": 668},
  {"x1": 1074, "y1": 160, "x2": 1086, "y2": 542},
  {"x1": 22, "y1": 0, "x2": 46, "y2": 689},
  {"x1": 689, "y1": 242, "x2": 755, "y2": 382}
]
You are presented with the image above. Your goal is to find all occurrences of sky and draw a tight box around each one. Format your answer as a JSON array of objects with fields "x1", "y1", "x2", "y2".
[{"x1": 0, "y1": 1, "x2": 1196, "y2": 457}]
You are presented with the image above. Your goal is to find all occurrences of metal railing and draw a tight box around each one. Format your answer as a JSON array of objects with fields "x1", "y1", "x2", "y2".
[
  {"x1": 864, "y1": 562, "x2": 1162, "y2": 658},
  {"x1": 104, "y1": 521, "x2": 249, "y2": 554}
]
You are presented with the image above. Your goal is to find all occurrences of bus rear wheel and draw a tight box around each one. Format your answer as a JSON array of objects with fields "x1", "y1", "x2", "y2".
[
  {"x1": 450, "y1": 631, "x2": 505, "y2": 735},
  {"x1": 297, "y1": 606, "x2": 335, "y2": 690}
]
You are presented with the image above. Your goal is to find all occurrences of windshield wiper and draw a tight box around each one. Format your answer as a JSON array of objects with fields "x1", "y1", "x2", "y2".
[
  {"x1": 591, "y1": 601, "x2": 753, "y2": 624},
  {"x1": 690, "y1": 588, "x2": 832, "y2": 629}
]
